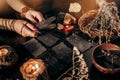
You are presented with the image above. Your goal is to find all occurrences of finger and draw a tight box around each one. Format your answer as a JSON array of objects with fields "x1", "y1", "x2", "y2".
[
  {"x1": 26, "y1": 22, "x2": 38, "y2": 31},
  {"x1": 35, "y1": 13, "x2": 45, "y2": 22},
  {"x1": 28, "y1": 15, "x2": 37, "y2": 23},
  {"x1": 21, "y1": 25, "x2": 38, "y2": 37}
]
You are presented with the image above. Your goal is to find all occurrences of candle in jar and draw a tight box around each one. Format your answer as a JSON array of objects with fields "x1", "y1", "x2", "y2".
[
  {"x1": 20, "y1": 59, "x2": 45, "y2": 80},
  {"x1": 0, "y1": 48, "x2": 8, "y2": 57},
  {"x1": 63, "y1": 25, "x2": 74, "y2": 35},
  {"x1": 0, "y1": 45, "x2": 18, "y2": 69}
]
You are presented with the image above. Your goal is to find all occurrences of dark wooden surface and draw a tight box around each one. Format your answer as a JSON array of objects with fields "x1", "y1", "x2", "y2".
[
  {"x1": 23, "y1": 26, "x2": 120, "y2": 80},
  {"x1": 0, "y1": 20, "x2": 120, "y2": 80}
]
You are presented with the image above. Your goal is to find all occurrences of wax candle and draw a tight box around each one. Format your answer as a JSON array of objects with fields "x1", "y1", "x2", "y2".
[
  {"x1": 63, "y1": 25, "x2": 74, "y2": 35},
  {"x1": 0, "y1": 48, "x2": 8, "y2": 57},
  {"x1": 20, "y1": 59, "x2": 45, "y2": 80},
  {"x1": 0, "y1": 45, "x2": 18, "y2": 70}
]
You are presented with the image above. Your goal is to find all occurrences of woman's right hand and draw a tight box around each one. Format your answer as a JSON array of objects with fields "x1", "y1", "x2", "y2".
[{"x1": 13, "y1": 20, "x2": 39, "y2": 37}]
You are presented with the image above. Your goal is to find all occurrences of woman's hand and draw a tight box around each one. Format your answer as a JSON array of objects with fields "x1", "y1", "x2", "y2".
[
  {"x1": 13, "y1": 20, "x2": 39, "y2": 37},
  {"x1": 6, "y1": 0, "x2": 45, "y2": 23},
  {"x1": 25, "y1": 9, "x2": 45, "y2": 23}
]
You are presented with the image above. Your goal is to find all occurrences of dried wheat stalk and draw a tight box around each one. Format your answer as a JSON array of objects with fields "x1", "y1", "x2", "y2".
[{"x1": 57, "y1": 47, "x2": 89, "y2": 80}]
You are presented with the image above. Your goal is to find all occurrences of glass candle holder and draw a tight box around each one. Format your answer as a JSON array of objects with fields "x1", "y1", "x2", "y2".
[
  {"x1": 0, "y1": 45, "x2": 18, "y2": 70},
  {"x1": 20, "y1": 59, "x2": 45, "y2": 80}
]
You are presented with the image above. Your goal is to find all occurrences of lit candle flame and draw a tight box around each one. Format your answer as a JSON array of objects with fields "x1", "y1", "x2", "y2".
[
  {"x1": 0, "y1": 48, "x2": 8, "y2": 57},
  {"x1": 34, "y1": 64, "x2": 39, "y2": 69},
  {"x1": 66, "y1": 25, "x2": 69, "y2": 28}
]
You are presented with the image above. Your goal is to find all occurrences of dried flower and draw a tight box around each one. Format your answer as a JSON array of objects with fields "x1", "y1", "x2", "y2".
[{"x1": 57, "y1": 47, "x2": 89, "y2": 80}]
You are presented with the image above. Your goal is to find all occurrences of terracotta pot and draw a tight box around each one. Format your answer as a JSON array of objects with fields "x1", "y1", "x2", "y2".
[{"x1": 92, "y1": 43, "x2": 120, "y2": 74}]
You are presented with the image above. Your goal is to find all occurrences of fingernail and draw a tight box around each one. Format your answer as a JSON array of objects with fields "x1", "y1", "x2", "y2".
[
  {"x1": 35, "y1": 31, "x2": 41, "y2": 34},
  {"x1": 34, "y1": 32, "x2": 38, "y2": 37},
  {"x1": 33, "y1": 26, "x2": 38, "y2": 31}
]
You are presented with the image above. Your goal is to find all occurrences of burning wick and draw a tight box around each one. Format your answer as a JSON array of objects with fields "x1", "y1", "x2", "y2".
[
  {"x1": 0, "y1": 48, "x2": 8, "y2": 57},
  {"x1": 31, "y1": 63, "x2": 40, "y2": 74},
  {"x1": 63, "y1": 25, "x2": 74, "y2": 35}
]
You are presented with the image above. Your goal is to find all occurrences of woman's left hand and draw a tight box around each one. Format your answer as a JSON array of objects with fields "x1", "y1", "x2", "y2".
[{"x1": 25, "y1": 9, "x2": 45, "y2": 23}]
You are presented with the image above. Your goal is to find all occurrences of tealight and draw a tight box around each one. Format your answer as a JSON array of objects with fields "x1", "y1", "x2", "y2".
[
  {"x1": 63, "y1": 25, "x2": 74, "y2": 35},
  {"x1": 20, "y1": 59, "x2": 45, "y2": 80},
  {"x1": 0, "y1": 45, "x2": 18, "y2": 70}
]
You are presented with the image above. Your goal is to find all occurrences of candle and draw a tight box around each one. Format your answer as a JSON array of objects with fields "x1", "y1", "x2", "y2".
[
  {"x1": 0, "y1": 45, "x2": 18, "y2": 70},
  {"x1": 63, "y1": 25, "x2": 74, "y2": 35},
  {"x1": 26, "y1": 63, "x2": 40, "y2": 74},
  {"x1": 20, "y1": 59, "x2": 45, "y2": 80},
  {"x1": 0, "y1": 48, "x2": 8, "y2": 57}
]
